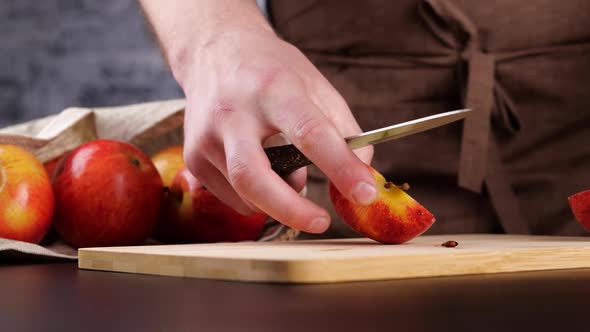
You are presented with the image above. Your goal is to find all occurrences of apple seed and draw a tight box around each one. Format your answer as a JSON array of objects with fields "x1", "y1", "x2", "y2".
[
  {"x1": 441, "y1": 240, "x2": 458, "y2": 248},
  {"x1": 384, "y1": 181, "x2": 410, "y2": 191}
]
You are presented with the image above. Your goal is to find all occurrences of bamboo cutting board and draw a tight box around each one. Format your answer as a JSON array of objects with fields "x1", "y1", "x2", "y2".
[{"x1": 78, "y1": 234, "x2": 590, "y2": 283}]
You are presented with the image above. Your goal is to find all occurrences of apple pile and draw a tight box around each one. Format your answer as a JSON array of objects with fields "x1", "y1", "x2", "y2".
[{"x1": 0, "y1": 139, "x2": 267, "y2": 248}]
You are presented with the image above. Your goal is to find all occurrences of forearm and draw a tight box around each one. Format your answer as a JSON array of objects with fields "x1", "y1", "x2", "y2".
[{"x1": 139, "y1": 0, "x2": 274, "y2": 86}]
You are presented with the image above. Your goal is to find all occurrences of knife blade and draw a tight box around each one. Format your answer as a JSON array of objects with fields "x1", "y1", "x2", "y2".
[{"x1": 264, "y1": 108, "x2": 471, "y2": 176}]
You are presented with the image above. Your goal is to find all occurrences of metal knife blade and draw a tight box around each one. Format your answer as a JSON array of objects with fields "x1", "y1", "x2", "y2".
[
  {"x1": 264, "y1": 108, "x2": 471, "y2": 176},
  {"x1": 345, "y1": 108, "x2": 471, "y2": 150}
]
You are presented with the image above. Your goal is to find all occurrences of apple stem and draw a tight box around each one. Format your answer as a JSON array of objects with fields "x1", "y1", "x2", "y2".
[
  {"x1": 441, "y1": 240, "x2": 459, "y2": 248},
  {"x1": 129, "y1": 158, "x2": 141, "y2": 168}
]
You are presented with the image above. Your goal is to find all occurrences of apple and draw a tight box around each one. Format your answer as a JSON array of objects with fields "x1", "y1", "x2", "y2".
[
  {"x1": 0, "y1": 144, "x2": 54, "y2": 243},
  {"x1": 52, "y1": 139, "x2": 164, "y2": 248},
  {"x1": 569, "y1": 189, "x2": 590, "y2": 231},
  {"x1": 151, "y1": 145, "x2": 185, "y2": 187},
  {"x1": 329, "y1": 165, "x2": 435, "y2": 244},
  {"x1": 153, "y1": 168, "x2": 267, "y2": 243}
]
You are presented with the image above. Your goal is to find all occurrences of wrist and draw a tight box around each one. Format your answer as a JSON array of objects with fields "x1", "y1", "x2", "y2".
[{"x1": 166, "y1": 2, "x2": 275, "y2": 91}]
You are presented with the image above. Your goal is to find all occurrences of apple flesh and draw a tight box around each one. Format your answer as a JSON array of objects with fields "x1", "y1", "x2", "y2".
[
  {"x1": 0, "y1": 144, "x2": 54, "y2": 243},
  {"x1": 53, "y1": 139, "x2": 163, "y2": 248},
  {"x1": 569, "y1": 189, "x2": 590, "y2": 231},
  {"x1": 152, "y1": 145, "x2": 185, "y2": 187},
  {"x1": 153, "y1": 168, "x2": 267, "y2": 243},
  {"x1": 329, "y1": 165, "x2": 435, "y2": 244}
]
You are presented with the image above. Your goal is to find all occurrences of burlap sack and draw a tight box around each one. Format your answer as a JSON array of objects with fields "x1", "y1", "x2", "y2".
[{"x1": 0, "y1": 99, "x2": 299, "y2": 262}]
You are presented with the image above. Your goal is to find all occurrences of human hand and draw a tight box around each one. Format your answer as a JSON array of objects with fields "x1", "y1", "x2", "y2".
[{"x1": 141, "y1": 0, "x2": 376, "y2": 234}]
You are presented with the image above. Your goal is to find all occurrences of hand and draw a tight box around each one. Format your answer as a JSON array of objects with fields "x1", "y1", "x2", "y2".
[{"x1": 141, "y1": 0, "x2": 376, "y2": 234}]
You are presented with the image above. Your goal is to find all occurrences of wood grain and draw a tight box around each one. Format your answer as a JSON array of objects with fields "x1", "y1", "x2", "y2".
[{"x1": 78, "y1": 234, "x2": 590, "y2": 283}]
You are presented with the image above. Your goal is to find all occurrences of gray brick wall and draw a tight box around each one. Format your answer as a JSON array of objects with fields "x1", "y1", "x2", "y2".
[{"x1": 0, "y1": 0, "x2": 183, "y2": 127}]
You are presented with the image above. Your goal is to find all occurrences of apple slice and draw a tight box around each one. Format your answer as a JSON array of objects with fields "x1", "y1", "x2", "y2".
[
  {"x1": 569, "y1": 189, "x2": 590, "y2": 232},
  {"x1": 329, "y1": 165, "x2": 435, "y2": 244}
]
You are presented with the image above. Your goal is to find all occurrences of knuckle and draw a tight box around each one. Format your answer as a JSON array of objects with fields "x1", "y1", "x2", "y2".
[
  {"x1": 292, "y1": 115, "x2": 325, "y2": 150},
  {"x1": 210, "y1": 99, "x2": 234, "y2": 127},
  {"x1": 227, "y1": 158, "x2": 254, "y2": 191},
  {"x1": 252, "y1": 67, "x2": 300, "y2": 101}
]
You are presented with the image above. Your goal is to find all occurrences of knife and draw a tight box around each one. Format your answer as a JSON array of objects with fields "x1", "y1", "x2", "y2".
[{"x1": 264, "y1": 108, "x2": 471, "y2": 176}]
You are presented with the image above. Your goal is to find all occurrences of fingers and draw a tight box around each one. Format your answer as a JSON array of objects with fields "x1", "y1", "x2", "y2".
[
  {"x1": 285, "y1": 167, "x2": 307, "y2": 195},
  {"x1": 183, "y1": 155, "x2": 258, "y2": 216},
  {"x1": 221, "y1": 116, "x2": 330, "y2": 233},
  {"x1": 263, "y1": 85, "x2": 377, "y2": 207},
  {"x1": 183, "y1": 106, "x2": 261, "y2": 216}
]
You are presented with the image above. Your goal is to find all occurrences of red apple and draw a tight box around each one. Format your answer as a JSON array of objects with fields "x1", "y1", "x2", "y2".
[
  {"x1": 52, "y1": 139, "x2": 164, "y2": 248},
  {"x1": 151, "y1": 145, "x2": 185, "y2": 187},
  {"x1": 329, "y1": 165, "x2": 435, "y2": 244},
  {"x1": 153, "y1": 168, "x2": 267, "y2": 243},
  {"x1": 569, "y1": 189, "x2": 590, "y2": 231},
  {"x1": 0, "y1": 144, "x2": 54, "y2": 243}
]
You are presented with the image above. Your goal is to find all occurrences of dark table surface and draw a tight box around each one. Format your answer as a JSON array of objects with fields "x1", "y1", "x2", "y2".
[{"x1": 2, "y1": 262, "x2": 590, "y2": 332}]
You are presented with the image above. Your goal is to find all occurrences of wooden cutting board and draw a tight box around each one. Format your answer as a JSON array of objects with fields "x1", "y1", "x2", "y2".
[{"x1": 77, "y1": 234, "x2": 590, "y2": 283}]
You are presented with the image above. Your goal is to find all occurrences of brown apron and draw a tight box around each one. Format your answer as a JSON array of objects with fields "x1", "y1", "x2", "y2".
[{"x1": 268, "y1": 0, "x2": 590, "y2": 239}]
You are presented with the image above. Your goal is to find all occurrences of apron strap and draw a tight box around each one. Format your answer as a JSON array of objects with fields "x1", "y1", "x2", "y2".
[
  {"x1": 420, "y1": 0, "x2": 527, "y2": 233},
  {"x1": 458, "y1": 51, "x2": 494, "y2": 192}
]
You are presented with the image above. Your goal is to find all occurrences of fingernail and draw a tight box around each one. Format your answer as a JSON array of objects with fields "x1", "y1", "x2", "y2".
[
  {"x1": 352, "y1": 181, "x2": 377, "y2": 205},
  {"x1": 309, "y1": 216, "x2": 329, "y2": 233}
]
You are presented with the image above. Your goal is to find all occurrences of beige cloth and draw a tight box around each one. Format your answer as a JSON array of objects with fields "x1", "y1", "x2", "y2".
[{"x1": 0, "y1": 238, "x2": 77, "y2": 262}]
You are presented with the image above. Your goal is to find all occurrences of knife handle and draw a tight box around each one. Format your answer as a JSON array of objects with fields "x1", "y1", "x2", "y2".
[{"x1": 264, "y1": 144, "x2": 312, "y2": 177}]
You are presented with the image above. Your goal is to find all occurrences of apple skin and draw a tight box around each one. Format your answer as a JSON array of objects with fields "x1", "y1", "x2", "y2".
[
  {"x1": 0, "y1": 144, "x2": 54, "y2": 244},
  {"x1": 153, "y1": 168, "x2": 267, "y2": 244},
  {"x1": 569, "y1": 189, "x2": 590, "y2": 231},
  {"x1": 152, "y1": 145, "x2": 185, "y2": 187},
  {"x1": 329, "y1": 165, "x2": 435, "y2": 244},
  {"x1": 52, "y1": 139, "x2": 164, "y2": 248}
]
